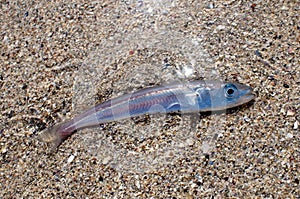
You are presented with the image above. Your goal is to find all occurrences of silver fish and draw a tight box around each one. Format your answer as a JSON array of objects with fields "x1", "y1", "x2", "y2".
[{"x1": 38, "y1": 80, "x2": 255, "y2": 148}]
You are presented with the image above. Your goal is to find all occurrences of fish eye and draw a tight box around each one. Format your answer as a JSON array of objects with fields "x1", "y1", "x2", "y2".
[{"x1": 224, "y1": 84, "x2": 238, "y2": 98}]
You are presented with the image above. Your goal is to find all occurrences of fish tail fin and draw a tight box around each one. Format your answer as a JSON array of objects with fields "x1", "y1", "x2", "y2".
[{"x1": 37, "y1": 123, "x2": 71, "y2": 152}]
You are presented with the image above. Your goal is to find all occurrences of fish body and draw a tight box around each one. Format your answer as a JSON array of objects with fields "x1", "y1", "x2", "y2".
[{"x1": 38, "y1": 80, "x2": 255, "y2": 147}]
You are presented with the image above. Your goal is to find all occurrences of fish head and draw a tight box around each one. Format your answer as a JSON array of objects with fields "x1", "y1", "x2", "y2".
[
  {"x1": 209, "y1": 82, "x2": 255, "y2": 111},
  {"x1": 194, "y1": 81, "x2": 255, "y2": 112}
]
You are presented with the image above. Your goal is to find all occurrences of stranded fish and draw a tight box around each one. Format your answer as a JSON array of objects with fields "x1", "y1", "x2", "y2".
[{"x1": 38, "y1": 80, "x2": 255, "y2": 148}]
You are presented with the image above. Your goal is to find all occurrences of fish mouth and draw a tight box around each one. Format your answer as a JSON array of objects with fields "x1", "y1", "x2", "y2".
[
  {"x1": 237, "y1": 87, "x2": 256, "y2": 105},
  {"x1": 243, "y1": 93, "x2": 256, "y2": 103},
  {"x1": 222, "y1": 90, "x2": 255, "y2": 111}
]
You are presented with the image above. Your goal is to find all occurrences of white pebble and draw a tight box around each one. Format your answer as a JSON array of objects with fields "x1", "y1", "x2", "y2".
[
  {"x1": 182, "y1": 66, "x2": 194, "y2": 77},
  {"x1": 286, "y1": 133, "x2": 293, "y2": 139},
  {"x1": 243, "y1": 116, "x2": 251, "y2": 122},
  {"x1": 293, "y1": 121, "x2": 298, "y2": 130},
  {"x1": 217, "y1": 133, "x2": 224, "y2": 138},
  {"x1": 207, "y1": 3, "x2": 214, "y2": 9},
  {"x1": 135, "y1": 180, "x2": 141, "y2": 189},
  {"x1": 286, "y1": 109, "x2": 295, "y2": 116},
  {"x1": 1, "y1": 147, "x2": 7, "y2": 154},
  {"x1": 217, "y1": 25, "x2": 226, "y2": 30},
  {"x1": 67, "y1": 155, "x2": 75, "y2": 163}
]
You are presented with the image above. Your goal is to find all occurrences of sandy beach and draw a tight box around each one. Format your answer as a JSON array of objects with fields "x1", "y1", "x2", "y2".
[{"x1": 0, "y1": 0, "x2": 299, "y2": 198}]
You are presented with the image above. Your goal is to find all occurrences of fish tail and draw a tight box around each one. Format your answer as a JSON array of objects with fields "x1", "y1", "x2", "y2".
[{"x1": 37, "y1": 122, "x2": 72, "y2": 152}]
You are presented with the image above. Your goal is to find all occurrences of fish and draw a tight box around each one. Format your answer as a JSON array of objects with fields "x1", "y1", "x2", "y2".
[{"x1": 38, "y1": 80, "x2": 255, "y2": 149}]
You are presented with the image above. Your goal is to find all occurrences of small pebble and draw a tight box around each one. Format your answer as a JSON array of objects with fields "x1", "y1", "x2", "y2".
[
  {"x1": 251, "y1": 3, "x2": 256, "y2": 12},
  {"x1": 243, "y1": 116, "x2": 251, "y2": 122},
  {"x1": 268, "y1": 75, "x2": 275, "y2": 80},
  {"x1": 283, "y1": 83, "x2": 289, "y2": 88},
  {"x1": 207, "y1": 3, "x2": 214, "y2": 9},
  {"x1": 216, "y1": 25, "x2": 225, "y2": 30},
  {"x1": 286, "y1": 110, "x2": 295, "y2": 116},
  {"x1": 195, "y1": 173, "x2": 202, "y2": 182},
  {"x1": 135, "y1": 180, "x2": 141, "y2": 189},
  {"x1": 182, "y1": 66, "x2": 194, "y2": 77},
  {"x1": 255, "y1": 49, "x2": 263, "y2": 58},
  {"x1": 1, "y1": 147, "x2": 7, "y2": 154},
  {"x1": 286, "y1": 133, "x2": 293, "y2": 139},
  {"x1": 293, "y1": 121, "x2": 299, "y2": 130},
  {"x1": 67, "y1": 155, "x2": 75, "y2": 163}
]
